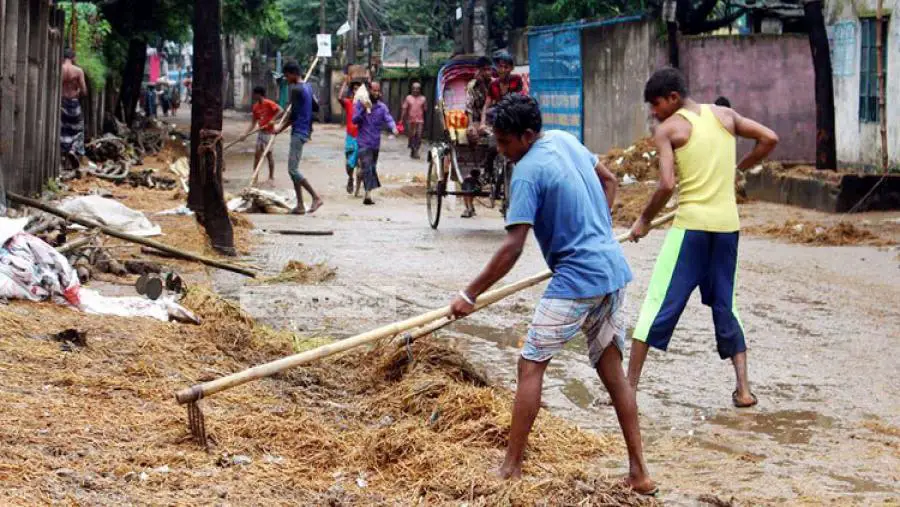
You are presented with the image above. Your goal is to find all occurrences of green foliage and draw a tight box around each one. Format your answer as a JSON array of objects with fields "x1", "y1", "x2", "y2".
[
  {"x1": 527, "y1": 0, "x2": 645, "y2": 26},
  {"x1": 223, "y1": 0, "x2": 289, "y2": 39},
  {"x1": 278, "y1": 0, "x2": 347, "y2": 62},
  {"x1": 61, "y1": 3, "x2": 112, "y2": 88}
]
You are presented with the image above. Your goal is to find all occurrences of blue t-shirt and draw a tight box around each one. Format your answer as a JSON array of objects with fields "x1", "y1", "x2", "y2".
[
  {"x1": 505, "y1": 130, "x2": 632, "y2": 299},
  {"x1": 289, "y1": 82, "x2": 313, "y2": 138}
]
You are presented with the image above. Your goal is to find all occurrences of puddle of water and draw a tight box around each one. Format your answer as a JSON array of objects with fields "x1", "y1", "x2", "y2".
[
  {"x1": 707, "y1": 409, "x2": 835, "y2": 445},
  {"x1": 561, "y1": 379, "x2": 594, "y2": 410},
  {"x1": 452, "y1": 322, "x2": 524, "y2": 349}
]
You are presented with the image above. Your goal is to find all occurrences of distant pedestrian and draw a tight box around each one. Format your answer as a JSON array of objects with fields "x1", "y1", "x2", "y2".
[
  {"x1": 243, "y1": 86, "x2": 283, "y2": 183},
  {"x1": 275, "y1": 62, "x2": 324, "y2": 215},
  {"x1": 353, "y1": 82, "x2": 399, "y2": 205},
  {"x1": 400, "y1": 81, "x2": 427, "y2": 159},
  {"x1": 144, "y1": 84, "x2": 158, "y2": 118},
  {"x1": 158, "y1": 79, "x2": 171, "y2": 116},
  {"x1": 339, "y1": 75, "x2": 362, "y2": 194},
  {"x1": 61, "y1": 48, "x2": 87, "y2": 159}
]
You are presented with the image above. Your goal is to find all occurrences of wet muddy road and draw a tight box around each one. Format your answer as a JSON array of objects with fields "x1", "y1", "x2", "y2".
[{"x1": 208, "y1": 113, "x2": 900, "y2": 505}]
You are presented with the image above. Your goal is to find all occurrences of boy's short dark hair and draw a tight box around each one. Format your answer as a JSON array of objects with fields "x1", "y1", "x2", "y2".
[
  {"x1": 644, "y1": 67, "x2": 689, "y2": 103},
  {"x1": 492, "y1": 94, "x2": 542, "y2": 136},
  {"x1": 63, "y1": 48, "x2": 75, "y2": 59},
  {"x1": 714, "y1": 96, "x2": 731, "y2": 108},
  {"x1": 493, "y1": 51, "x2": 514, "y2": 66},
  {"x1": 282, "y1": 62, "x2": 301, "y2": 76},
  {"x1": 476, "y1": 56, "x2": 492, "y2": 68},
  {"x1": 253, "y1": 86, "x2": 266, "y2": 96}
]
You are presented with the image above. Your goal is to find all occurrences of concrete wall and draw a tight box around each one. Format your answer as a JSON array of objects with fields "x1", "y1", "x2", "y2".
[
  {"x1": 825, "y1": 0, "x2": 899, "y2": 168},
  {"x1": 581, "y1": 20, "x2": 658, "y2": 155},
  {"x1": 678, "y1": 34, "x2": 817, "y2": 162}
]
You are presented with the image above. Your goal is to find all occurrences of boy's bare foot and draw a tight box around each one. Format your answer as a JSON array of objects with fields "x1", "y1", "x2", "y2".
[
  {"x1": 307, "y1": 198, "x2": 324, "y2": 214},
  {"x1": 623, "y1": 474, "x2": 657, "y2": 496},
  {"x1": 290, "y1": 206, "x2": 306, "y2": 215},
  {"x1": 494, "y1": 463, "x2": 522, "y2": 480}
]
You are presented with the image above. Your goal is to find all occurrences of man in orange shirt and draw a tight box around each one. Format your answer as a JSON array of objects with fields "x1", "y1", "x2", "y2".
[{"x1": 243, "y1": 86, "x2": 283, "y2": 183}]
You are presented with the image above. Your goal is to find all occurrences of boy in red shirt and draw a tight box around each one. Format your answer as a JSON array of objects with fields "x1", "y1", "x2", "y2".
[
  {"x1": 243, "y1": 86, "x2": 283, "y2": 182},
  {"x1": 339, "y1": 77, "x2": 362, "y2": 194}
]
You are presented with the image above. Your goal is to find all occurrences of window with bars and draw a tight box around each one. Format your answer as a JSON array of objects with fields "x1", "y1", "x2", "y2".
[{"x1": 859, "y1": 17, "x2": 889, "y2": 123}]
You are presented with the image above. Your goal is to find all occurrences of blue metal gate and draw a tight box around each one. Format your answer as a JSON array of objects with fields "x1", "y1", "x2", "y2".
[{"x1": 528, "y1": 25, "x2": 583, "y2": 140}]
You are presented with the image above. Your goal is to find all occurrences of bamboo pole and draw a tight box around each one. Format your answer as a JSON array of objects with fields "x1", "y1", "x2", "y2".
[
  {"x1": 175, "y1": 211, "x2": 676, "y2": 404},
  {"x1": 246, "y1": 104, "x2": 291, "y2": 187},
  {"x1": 7, "y1": 192, "x2": 258, "y2": 277},
  {"x1": 875, "y1": 0, "x2": 887, "y2": 172}
]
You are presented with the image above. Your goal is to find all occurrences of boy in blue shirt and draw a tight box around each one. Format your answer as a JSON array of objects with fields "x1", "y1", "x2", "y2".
[{"x1": 449, "y1": 95, "x2": 655, "y2": 495}]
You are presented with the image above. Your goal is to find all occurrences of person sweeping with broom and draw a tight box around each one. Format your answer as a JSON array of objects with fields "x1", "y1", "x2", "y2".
[
  {"x1": 449, "y1": 94, "x2": 656, "y2": 495},
  {"x1": 626, "y1": 67, "x2": 778, "y2": 408}
]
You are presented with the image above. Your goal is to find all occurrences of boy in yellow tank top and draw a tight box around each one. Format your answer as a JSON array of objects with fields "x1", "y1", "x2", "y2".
[{"x1": 627, "y1": 68, "x2": 779, "y2": 408}]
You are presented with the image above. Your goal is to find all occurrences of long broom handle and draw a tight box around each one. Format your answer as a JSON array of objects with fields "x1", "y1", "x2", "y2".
[
  {"x1": 247, "y1": 105, "x2": 292, "y2": 187},
  {"x1": 175, "y1": 211, "x2": 676, "y2": 404}
]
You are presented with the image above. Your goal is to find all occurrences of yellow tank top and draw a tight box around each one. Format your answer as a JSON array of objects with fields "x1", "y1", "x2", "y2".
[{"x1": 673, "y1": 105, "x2": 740, "y2": 232}]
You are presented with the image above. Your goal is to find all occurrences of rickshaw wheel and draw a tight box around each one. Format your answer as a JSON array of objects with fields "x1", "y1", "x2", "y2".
[{"x1": 426, "y1": 149, "x2": 444, "y2": 229}]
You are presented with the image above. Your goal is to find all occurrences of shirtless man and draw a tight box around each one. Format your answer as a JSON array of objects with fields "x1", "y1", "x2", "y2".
[
  {"x1": 628, "y1": 67, "x2": 779, "y2": 408},
  {"x1": 61, "y1": 49, "x2": 88, "y2": 159}
]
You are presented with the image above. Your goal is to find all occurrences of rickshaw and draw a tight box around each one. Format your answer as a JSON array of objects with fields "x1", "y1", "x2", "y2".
[{"x1": 426, "y1": 57, "x2": 512, "y2": 229}]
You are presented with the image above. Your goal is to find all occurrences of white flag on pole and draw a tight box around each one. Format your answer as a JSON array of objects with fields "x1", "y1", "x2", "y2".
[{"x1": 336, "y1": 21, "x2": 351, "y2": 36}]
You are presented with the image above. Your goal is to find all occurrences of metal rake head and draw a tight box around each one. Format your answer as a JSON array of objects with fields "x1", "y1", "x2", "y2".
[{"x1": 187, "y1": 401, "x2": 208, "y2": 449}]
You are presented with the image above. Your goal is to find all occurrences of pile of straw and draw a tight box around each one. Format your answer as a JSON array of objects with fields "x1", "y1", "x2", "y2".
[
  {"x1": 0, "y1": 288, "x2": 656, "y2": 505},
  {"x1": 256, "y1": 261, "x2": 337, "y2": 285}
]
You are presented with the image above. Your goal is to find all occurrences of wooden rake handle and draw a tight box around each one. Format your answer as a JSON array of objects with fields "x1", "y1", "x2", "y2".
[{"x1": 174, "y1": 211, "x2": 676, "y2": 404}]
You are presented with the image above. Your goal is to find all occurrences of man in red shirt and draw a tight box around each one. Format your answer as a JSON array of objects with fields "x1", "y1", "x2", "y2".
[
  {"x1": 243, "y1": 86, "x2": 283, "y2": 183},
  {"x1": 482, "y1": 52, "x2": 525, "y2": 124},
  {"x1": 400, "y1": 81, "x2": 427, "y2": 159},
  {"x1": 339, "y1": 76, "x2": 363, "y2": 194}
]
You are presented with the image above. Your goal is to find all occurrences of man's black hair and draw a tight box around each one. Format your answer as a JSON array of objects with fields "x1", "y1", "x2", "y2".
[
  {"x1": 63, "y1": 48, "x2": 75, "y2": 60},
  {"x1": 476, "y1": 56, "x2": 492, "y2": 68},
  {"x1": 282, "y1": 62, "x2": 301, "y2": 76},
  {"x1": 493, "y1": 51, "x2": 514, "y2": 66},
  {"x1": 491, "y1": 94, "x2": 542, "y2": 136},
  {"x1": 714, "y1": 96, "x2": 731, "y2": 108},
  {"x1": 643, "y1": 67, "x2": 689, "y2": 103},
  {"x1": 253, "y1": 86, "x2": 266, "y2": 96}
]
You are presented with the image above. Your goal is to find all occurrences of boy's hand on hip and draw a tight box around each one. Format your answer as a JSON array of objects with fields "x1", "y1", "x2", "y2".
[{"x1": 450, "y1": 295, "x2": 475, "y2": 318}]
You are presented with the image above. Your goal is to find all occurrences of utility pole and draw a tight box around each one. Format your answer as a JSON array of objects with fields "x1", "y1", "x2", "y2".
[
  {"x1": 346, "y1": 0, "x2": 358, "y2": 64},
  {"x1": 876, "y1": 0, "x2": 887, "y2": 171},
  {"x1": 319, "y1": 0, "x2": 330, "y2": 122}
]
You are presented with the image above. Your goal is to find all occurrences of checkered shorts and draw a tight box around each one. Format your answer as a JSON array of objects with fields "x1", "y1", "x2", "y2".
[{"x1": 522, "y1": 289, "x2": 627, "y2": 367}]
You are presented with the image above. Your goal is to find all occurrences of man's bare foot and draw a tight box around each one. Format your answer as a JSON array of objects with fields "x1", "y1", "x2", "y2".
[
  {"x1": 307, "y1": 199, "x2": 323, "y2": 214},
  {"x1": 732, "y1": 389, "x2": 758, "y2": 408},
  {"x1": 623, "y1": 474, "x2": 657, "y2": 496},
  {"x1": 494, "y1": 464, "x2": 522, "y2": 480}
]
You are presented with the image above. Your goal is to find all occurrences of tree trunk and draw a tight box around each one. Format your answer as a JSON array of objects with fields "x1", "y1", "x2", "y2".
[
  {"x1": 319, "y1": 0, "x2": 330, "y2": 122},
  {"x1": 667, "y1": 22, "x2": 679, "y2": 68},
  {"x1": 115, "y1": 38, "x2": 147, "y2": 126},
  {"x1": 511, "y1": 0, "x2": 527, "y2": 29},
  {"x1": 875, "y1": 0, "x2": 887, "y2": 171},
  {"x1": 804, "y1": 0, "x2": 837, "y2": 170},
  {"x1": 188, "y1": 0, "x2": 234, "y2": 255}
]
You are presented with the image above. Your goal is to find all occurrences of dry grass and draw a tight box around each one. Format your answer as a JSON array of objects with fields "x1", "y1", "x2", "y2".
[
  {"x1": 612, "y1": 183, "x2": 658, "y2": 227},
  {"x1": 0, "y1": 288, "x2": 657, "y2": 506},
  {"x1": 601, "y1": 137, "x2": 659, "y2": 181},
  {"x1": 744, "y1": 220, "x2": 895, "y2": 246},
  {"x1": 256, "y1": 261, "x2": 337, "y2": 285}
]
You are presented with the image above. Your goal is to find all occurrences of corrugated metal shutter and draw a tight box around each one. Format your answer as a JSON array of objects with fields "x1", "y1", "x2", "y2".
[{"x1": 528, "y1": 26, "x2": 583, "y2": 140}]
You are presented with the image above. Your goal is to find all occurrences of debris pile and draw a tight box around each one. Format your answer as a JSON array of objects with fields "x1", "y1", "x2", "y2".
[
  {"x1": 227, "y1": 187, "x2": 294, "y2": 214},
  {"x1": 0, "y1": 283, "x2": 655, "y2": 505},
  {"x1": 601, "y1": 137, "x2": 659, "y2": 181},
  {"x1": 258, "y1": 261, "x2": 337, "y2": 285},
  {"x1": 745, "y1": 220, "x2": 894, "y2": 246}
]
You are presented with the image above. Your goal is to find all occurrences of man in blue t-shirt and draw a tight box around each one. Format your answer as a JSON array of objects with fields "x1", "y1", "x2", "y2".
[
  {"x1": 275, "y1": 62, "x2": 323, "y2": 215},
  {"x1": 449, "y1": 95, "x2": 655, "y2": 495}
]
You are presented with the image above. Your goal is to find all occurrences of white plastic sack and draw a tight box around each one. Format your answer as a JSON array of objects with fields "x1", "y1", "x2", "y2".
[
  {"x1": 78, "y1": 288, "x2": 200, "y2": 324},
  {"x1": 59, "y1": 195, "x2": 162, "y2": 237},
  {"x1": 0, "y1": 217, "x2": 30, "y2": 246}
]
